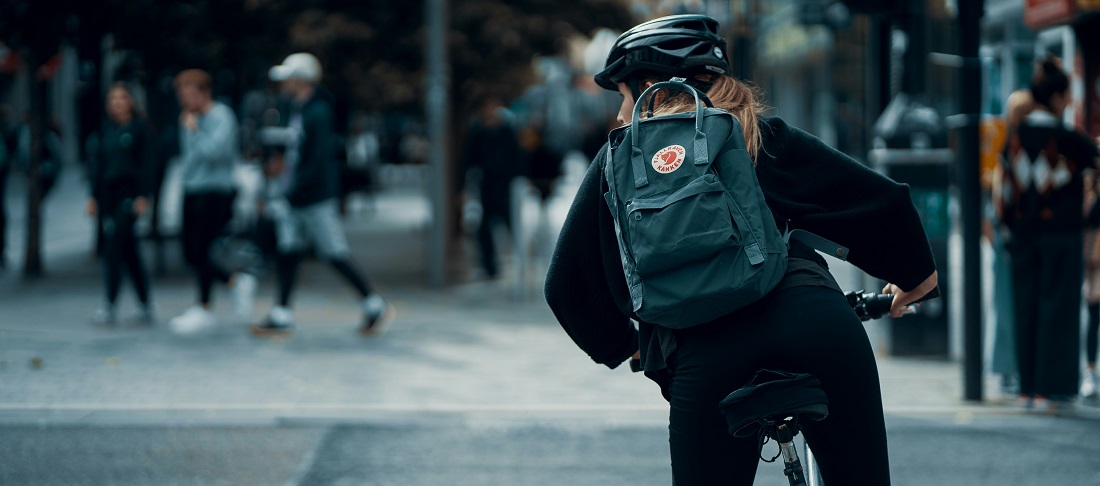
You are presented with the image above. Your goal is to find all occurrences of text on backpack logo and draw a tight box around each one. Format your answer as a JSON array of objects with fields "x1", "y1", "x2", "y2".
[{"x1": 652, "y1": 145, "x2": 686, "y2": 174}]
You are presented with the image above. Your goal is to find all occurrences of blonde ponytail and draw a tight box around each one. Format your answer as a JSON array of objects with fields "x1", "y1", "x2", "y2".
[{"x1": 648, "y1": 75, "x2": 767, "y2": 162}]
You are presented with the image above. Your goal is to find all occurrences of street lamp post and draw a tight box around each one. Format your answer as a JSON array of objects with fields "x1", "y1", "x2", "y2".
[{"x1": 425, "y1": 0, "x2": 450, "y2": 288}]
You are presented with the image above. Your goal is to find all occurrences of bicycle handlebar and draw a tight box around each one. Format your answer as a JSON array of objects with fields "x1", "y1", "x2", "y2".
[{"x1": 844, "y1": 287, "x2": 940, "y2": 321}]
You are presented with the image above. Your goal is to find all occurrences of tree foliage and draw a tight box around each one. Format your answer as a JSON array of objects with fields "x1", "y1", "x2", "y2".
[{"x1": 97, "y1": 0, "x2": 634, "y2": 115}]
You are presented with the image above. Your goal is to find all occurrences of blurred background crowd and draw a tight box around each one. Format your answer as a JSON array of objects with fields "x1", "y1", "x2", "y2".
[{"x1": 0, "y1": 0, "x2": 1099, "y2": 399}]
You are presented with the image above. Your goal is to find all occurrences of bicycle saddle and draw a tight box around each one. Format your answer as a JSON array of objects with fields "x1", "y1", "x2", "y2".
[{"x1": 719, "y1": 369, "x2": 829, "y2": 438}]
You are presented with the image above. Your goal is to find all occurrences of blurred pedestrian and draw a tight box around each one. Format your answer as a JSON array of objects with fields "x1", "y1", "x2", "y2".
[
  {"x1": 460, "y1": 96, "x2": 521, "y2": 279},
  {"x1": 519, "y1": 123, "x2": 563, "y2": 205},
  {"x1": 169, "y1": 69, "x2": 253, "y2": 334},
  {"x1": 250, "y1": 53, "x2": 393, "y2": 337},
  {"x1": 1002, "y1": 56, "x2": 1100, "y2": 410},
  {"x1": 989, "y1": 88, "x2": 1033, "y2": 395},
  {"x1": 0, "y1": 105, "x2": 12, "y2": 269},
  {"x1": 87, "y1": 82, "x2": 157, "y2": 326},
  {"x1": 1083, "y1": 174, "x2": 1100, "y2": 399}
]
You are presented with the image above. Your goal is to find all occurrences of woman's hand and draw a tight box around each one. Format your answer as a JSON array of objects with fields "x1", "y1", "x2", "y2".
[
  {"x1": 86, "y1": 198, "x2": 97, "y2": 217},
  {"x1": 882, "y1": 270, "x2": 938, "y2": 318}
]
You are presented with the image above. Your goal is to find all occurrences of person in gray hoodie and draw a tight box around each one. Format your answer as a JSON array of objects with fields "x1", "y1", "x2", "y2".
[{"x1": 169, "y1": 69, "x2": 253, "y2": 334}]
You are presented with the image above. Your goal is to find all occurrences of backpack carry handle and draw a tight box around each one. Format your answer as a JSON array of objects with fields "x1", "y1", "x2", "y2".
[{"x1": 629, "y1": 77, "x2": 711, "y2": 189}]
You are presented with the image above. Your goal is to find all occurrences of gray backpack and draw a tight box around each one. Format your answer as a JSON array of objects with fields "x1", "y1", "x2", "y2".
[{"x1": 603, "y1": 78, "x2": 787, "y2": 328}]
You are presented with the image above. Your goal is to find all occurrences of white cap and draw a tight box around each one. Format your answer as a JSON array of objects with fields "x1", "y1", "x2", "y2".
[{"x1": 269, "y1": 53, "x2": 322, "y2": 83}]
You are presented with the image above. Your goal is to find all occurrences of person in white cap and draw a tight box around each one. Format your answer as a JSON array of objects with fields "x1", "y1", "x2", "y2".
[{"x1": 251, "y1": 53, "x2": 394, "y2": 337}]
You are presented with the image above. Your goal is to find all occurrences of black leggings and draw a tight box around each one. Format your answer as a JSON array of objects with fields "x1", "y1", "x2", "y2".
[
  {"x1": 666, "y1": 285, "x2": 889, "y2": 485},
  {"x1": 100, "y1": 200, "x2": 150, "y2": 305},
  {"x1": 182, "y1": 192, "x2": 234, "y2": 305},
  {"x1": 1088, "y1": 303, "x2": 1099, "y2": 365},
  {"x1": 274, "y1": 252, "x2": 371, "y2": 307}
]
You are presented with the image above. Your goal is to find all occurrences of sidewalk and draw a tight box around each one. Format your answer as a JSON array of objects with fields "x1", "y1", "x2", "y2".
[{"x1": 0, "y1": 159, "x2": 1095, "y2": 426}]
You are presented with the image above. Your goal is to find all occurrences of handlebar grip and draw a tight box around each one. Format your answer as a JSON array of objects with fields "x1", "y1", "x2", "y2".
[{"x1": 862, "y1": 293, "x2": 895, "y2": 321}]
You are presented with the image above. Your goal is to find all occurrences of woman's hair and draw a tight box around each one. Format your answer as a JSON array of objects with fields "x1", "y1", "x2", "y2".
[
  {"x1": 1029, "y1": 56, "x2": 1069, "y2": 111},
  {"x1": 643, "y1": 73, "x2": 767, "y2": 162},
  {"x1": 107, "y1": 82, "x2": 145, "y2": 120}
]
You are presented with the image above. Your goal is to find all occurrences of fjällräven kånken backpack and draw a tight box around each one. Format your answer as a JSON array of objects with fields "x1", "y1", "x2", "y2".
[{"x1": 603, "y1": 78, "x2": 787, "y2": 328}]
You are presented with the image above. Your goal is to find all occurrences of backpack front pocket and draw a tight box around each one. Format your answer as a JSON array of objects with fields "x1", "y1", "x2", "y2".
[{"x1": 626, "y1": 174, "x2": 738, "y2": 277}]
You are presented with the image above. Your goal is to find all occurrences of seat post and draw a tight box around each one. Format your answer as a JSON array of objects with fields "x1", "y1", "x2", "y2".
[{"x1": 772, "y1": 420, "x2": 808, "y2": 486}]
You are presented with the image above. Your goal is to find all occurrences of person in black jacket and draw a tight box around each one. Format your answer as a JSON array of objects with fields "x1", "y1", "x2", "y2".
[
  {"x1": 1001, "y1": 56, "x2": 1100, "y2": 409},
  {"x1": 87, "y1": 83, "x2": 156, "y2": 325},
  {"x1": 544, "y1": 15, "x2": 937, "y2": 485},
  {"x1": 251, "y1": 53, "x2": 393, "y2": 337}
]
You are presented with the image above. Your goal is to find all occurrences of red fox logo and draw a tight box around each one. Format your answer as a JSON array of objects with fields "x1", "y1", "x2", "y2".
[{"x1": 652, "y1": 145, "x2": 686, "y2": 174}]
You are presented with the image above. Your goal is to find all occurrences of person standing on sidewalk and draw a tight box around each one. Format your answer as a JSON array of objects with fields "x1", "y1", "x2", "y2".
[
  {"x1": 1002, "y1": 56, "x2": 1100, "y2": 410},
  {"x1": 87, "y1": 83, "x2": 156, "y2": 326},
  {"x1": 250, "y1": 53, "x2": 392, "y2": 336},
  {"x1": 169, "y1": 69, "x2": 255, "y2": 334},
  {"x1": 460, "y1": 96, "x2": 521, "y2": 279}
]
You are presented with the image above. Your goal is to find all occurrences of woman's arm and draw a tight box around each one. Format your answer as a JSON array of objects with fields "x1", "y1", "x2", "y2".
[
  {"x1": 544, "y1": 147, "x2": 639, "y2": 369},
  {"x1": 759, "y1": 118, "x2": 937, "y2": 296}
]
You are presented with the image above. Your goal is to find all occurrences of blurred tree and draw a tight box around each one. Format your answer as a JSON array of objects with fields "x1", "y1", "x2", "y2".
[
  {"x1": 0, "y1": 0, "x2": 82, "y2": 277},
  {"x1": 100, "y1": 0, "x2": 633, "y2": 116}
]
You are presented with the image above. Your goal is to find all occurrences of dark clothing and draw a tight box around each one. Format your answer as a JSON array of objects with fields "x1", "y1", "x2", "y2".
[
  {"x1": 667, "y1": 285, "x2": 889, "y2": 485},
  {"x1": 526, "y1": 143, "x2": 564, "y2": 202},
  {"x1": 1002, "y1": 111, "x2": 1098, "y2": 398},
  {"x1": 285, "y1": 91, "x2": 340, "y2": 208},
  {"x1": 462, "y1": 116, "x2": 521, "y2": 277},
  {"x1": 182, "y1": 192, "x2": 234, "y2": 305},
  {"x1": 100, "y1": 200, "x2": 150, "y2": 305},
  {"x1": 1089, "y1": 303, "x2": 1099, "y2": 365},
  {"x1": 545, "y1": 116, "x2": 935, "y2": 485},
  {"x1": 461, "y1": 118, "x2": 521, "y2": 210},
  {"x1": 1011, "y1": 233, "x2": 1082, "y2": 397},
  {"x1": 91, "y1": 119, "x2": 156, "y2": 306},
  {"x1": 91, "y1": 120, "x2": 157, "y2": 208},
  {"x1": 1001, "y1": 112, "x2": 1099, "y2": 235}
]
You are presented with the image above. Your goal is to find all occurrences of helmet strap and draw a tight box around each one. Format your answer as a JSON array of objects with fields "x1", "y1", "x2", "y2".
[{"x1": 629, "y1": 78, "x2": 643, "y2": 104}]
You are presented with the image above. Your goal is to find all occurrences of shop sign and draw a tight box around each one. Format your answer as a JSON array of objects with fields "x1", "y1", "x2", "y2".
[{"x1": 1025, "y1": 0, "x2": 1077, "y2": 28}]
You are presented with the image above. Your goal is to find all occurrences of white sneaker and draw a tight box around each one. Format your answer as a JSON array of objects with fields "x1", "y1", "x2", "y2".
[
  {"x1": 1082, "y1": 369, "x2": 1100, "y2": 399},
  {"x1": 170, "y1": 306, "x2": 217, "y2": 335},
  {"x1": 91, "y1": 306, "x2": 117, "y2": 326},
  {"x1": 359, "y1": 294, "x2": 395, "y2": 337},
  {"x1": 230, "y1": 273, "x2": 258, "y2": 324}
]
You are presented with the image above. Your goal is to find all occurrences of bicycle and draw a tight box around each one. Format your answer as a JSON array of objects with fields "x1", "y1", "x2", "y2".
[{"x1": 718, "y1": 289, "x2": 933, "y2": 486}]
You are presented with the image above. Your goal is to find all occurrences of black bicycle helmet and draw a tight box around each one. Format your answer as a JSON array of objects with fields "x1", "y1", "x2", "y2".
[{"x1": 594, "y1": 14, "x2": 731, "y2": 94}]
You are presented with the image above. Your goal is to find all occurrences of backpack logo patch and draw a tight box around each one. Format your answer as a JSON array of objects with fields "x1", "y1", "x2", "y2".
[{"x1": 652, "y1": 145, "x2": 686, "y2": 174}]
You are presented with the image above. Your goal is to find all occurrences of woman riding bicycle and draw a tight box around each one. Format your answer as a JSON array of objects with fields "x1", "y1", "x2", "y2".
[{"x1": 544, "y1": 14, "x2": 937, "y2": 485}]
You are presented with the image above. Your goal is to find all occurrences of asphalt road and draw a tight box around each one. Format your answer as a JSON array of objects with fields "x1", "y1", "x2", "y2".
[{"x1": 2, "y1": 412, "x2": 1099, "y2": 485}]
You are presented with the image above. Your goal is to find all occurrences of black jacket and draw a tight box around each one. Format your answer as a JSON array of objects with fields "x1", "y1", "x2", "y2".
[
  {"x1": 285, "y1": 89, "x2": 340, "y2": 207},
  {"x1": 90, "y1": 119, "x2": 156, "y2": 209},
  {"x1": 544, "y1": 117, "x2": 937, "y2": 370}
]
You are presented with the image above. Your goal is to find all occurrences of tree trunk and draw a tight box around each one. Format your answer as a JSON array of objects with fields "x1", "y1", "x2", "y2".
[{"x1": 23, "y1": 53, "x2": 46, "y2": 277}]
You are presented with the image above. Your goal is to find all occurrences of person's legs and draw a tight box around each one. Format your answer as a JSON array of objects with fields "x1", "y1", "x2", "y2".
[
  {"x1": 0, "y1": 165, "x2": 8, "y2": 267},
  {"x1": 116, "y1": 204, "x2": 150, "y2": 306},
  {"x1": 477, "y1": 210, "x2": 499, "y2": 278},
  {"x1": 275, "y1": 251, "x2": 302, "y2": 308},
  {"x1": 774, "y1": 288, "x2": 890, "y2": 484},
  {"x1": 666, "y1": 324, "x2": 763, "y2": 485},
  {"x1": 103, "y1": 212, "x2": 124, "y2": 305},
  {"x1": 1033, "y1": 234, "x2": 1082, "y2": 399},
  {"x1": 666, "y1": 286, "x2": 891, "y2": 485},
  {"x1": 192, "y1": 192, "x2": 234, "y2": 306},
  {"x1": 1011, "y1": 243, "x2": 1040, "y2": 398},
  {"x1": 1088, "y1": 302, "x2": 1099, "y2": 368},
  {"x1": 302, "y1": 199, "x2": 372, "y2": 298}
]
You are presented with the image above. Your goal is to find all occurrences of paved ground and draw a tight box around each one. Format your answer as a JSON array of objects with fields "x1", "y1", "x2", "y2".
[{"x1": 1, "y1": 159, "x2": 1099, "y2": 485}]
